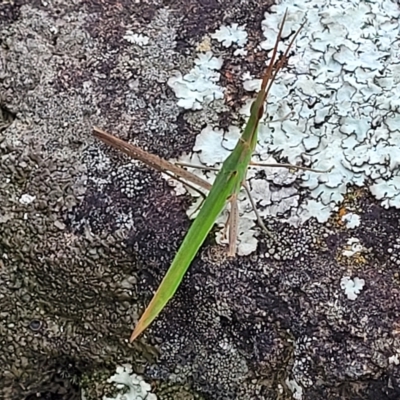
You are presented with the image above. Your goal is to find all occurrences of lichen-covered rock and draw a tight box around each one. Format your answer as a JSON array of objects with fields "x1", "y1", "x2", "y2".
[{"x1": 1, "y1": 1, "x2": 400, "y2": 400}]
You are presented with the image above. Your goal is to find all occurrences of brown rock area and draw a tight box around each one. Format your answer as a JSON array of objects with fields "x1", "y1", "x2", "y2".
[{"x1": 1, "y1": 1, "x2": 400, "y2": 399}]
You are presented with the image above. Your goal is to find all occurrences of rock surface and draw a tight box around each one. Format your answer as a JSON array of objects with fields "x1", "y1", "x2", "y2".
[{"x1": 1, "y1": 1, "x2": 400, "y2": 399}]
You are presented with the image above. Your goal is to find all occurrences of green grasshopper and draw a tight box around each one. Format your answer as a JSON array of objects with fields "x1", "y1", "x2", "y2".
[
  {"x1": 92, "y1": 127, "x2": 322, "y2": 238},
  {"x1": 127, "y1": 11, "x2": 307, "y2": 341}
]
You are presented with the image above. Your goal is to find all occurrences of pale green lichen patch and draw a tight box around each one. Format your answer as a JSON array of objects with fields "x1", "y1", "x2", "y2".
[
  {"x1": 167, "y1": 0, "x2": 400, "y2": 256},
  {"x1": 94, "y1": 364, "x2": 157, "y2": 400},
  {"x1": 167, "y1": 52, "x2": 224, "y2": 110},
  {"x1": 211, "y1": 23, "x2": 248, "y2": 48}
]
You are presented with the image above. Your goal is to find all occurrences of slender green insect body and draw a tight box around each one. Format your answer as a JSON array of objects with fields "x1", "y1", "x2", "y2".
[
  {"x1": 130, "y1": 167, "x2": 238, "y2": 340},
  {"x1": 130, "y1": 111, "x2": 262, "y2": 341},
  {"x1": 130, "y1": 11, "x2": 304, "y2": 341}
]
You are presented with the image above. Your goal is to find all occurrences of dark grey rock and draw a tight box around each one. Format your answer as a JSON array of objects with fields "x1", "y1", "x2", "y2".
[{"x1": 1, "y1": 1, "x2": 400, "y2": 400}]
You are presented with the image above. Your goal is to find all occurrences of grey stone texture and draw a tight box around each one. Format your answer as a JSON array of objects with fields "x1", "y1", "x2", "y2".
[{"x1": 1, "y1": 1, "x2": 399, "y2": 399}]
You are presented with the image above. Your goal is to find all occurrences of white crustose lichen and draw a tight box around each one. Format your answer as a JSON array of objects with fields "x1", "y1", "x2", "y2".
[
  {"x1": 102, "y1": 364, "x2": 157, "y2": 400},
  {"x1": 167, "y1": 52, "x2": 224, "y2": 110},
  {"x1": 211, "y1": 23, "x2": 248, "y2": 48},
  {"x1": 123, "y1": 31, "x2": 150, "y2": 46},
  {"x1": 340, "y1": 276, "x2": 365, "y2": 301}
]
